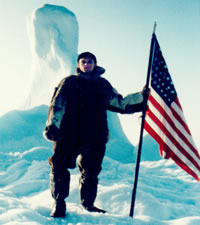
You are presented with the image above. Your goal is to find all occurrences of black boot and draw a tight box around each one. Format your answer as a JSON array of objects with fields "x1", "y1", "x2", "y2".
[
  {"x1": 50, "y1": 199, "x2": 66, "y2": 217},
  {"x1": 83, "y1": 205, "x2": 106, "y2": 214}
]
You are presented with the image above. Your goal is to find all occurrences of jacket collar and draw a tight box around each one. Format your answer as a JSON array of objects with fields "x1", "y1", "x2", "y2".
[{"x1": 75, "y1": 66, "x2": 105, "y2": 79}]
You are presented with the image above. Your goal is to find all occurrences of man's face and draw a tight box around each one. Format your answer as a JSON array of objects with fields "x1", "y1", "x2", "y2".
[{"x1": 77, "y1": 57, "x2": 96, "y2": 73}]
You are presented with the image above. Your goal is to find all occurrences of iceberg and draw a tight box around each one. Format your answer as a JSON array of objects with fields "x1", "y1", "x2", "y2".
[{"x1": 25, "y1": 4, "x2": 78, "y2": 108}]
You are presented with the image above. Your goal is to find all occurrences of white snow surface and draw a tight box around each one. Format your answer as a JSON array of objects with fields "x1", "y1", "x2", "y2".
[
  {"x1": 1, "y1": 4, "x2": 200, "y2": 225},
  {"x1": 1, "y1": 106, "x2": 200, "y2": 225}
]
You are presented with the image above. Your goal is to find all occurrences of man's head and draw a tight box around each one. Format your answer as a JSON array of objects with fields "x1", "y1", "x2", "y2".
[{"x1": 77, "y1": 52, "x2": 97, "y2": 73}]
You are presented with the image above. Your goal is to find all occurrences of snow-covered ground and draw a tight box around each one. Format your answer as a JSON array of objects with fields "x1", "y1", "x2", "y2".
[
  {"x1": 1, "y1": 4, "x2": 200, "y2": 225},
  {"x1": 1, "y1": 106, "x2": 200, "y2": 225}
]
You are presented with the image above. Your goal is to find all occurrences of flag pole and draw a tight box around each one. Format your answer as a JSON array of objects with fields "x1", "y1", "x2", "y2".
[{"x1": 129, "y1": 22, "x2": 157, "y2": 218}]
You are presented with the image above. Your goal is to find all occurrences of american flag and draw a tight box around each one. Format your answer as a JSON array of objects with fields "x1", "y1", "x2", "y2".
[{"x1": 144, "y1": 34, "x2": 200, "y2": 181}]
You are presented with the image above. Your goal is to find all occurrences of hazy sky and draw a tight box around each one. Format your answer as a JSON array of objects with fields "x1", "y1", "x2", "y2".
[{"x1": 0, "y1": 0, "x2": 199, "y2": 147}]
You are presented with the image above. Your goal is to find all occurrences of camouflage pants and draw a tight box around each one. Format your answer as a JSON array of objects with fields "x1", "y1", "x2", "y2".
[{"x1": 49, "y1": 140, "x2": 106, "y2": 208}]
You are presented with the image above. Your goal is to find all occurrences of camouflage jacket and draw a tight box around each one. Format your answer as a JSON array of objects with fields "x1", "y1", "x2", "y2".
[{"x1": 44, "y1": 66, "x2": 144, "y2": 143}]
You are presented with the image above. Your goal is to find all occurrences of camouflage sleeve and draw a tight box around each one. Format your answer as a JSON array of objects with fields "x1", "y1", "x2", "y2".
[
  {"x1": 46, "y1": 78, "x2": 67, "y2": 129},
  {"x1": 107, "y1": 87, "x2": 144, "y2": 114}
]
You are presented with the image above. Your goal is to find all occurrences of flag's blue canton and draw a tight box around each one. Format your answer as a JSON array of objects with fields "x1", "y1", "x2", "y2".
[{"x1": 151, "y1": 37, "x2": 177, "y2": 107}]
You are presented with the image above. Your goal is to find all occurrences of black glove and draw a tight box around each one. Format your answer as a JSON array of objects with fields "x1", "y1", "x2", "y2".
[
  {"x1": 142, "y1": 86, "x2": 150, "y2": 100},
  {"x1": 43, "y1": 124, "x2": 60, "y2": 141}
]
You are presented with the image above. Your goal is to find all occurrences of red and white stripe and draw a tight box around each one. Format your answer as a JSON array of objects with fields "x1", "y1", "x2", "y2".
[{"x1": 144, "y1": 88, "x2": 200, "y2": 181}]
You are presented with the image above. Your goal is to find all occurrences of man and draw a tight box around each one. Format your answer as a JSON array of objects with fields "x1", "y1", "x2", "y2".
[{"x1": 44, "y1": 52, "x2": 147, "y2": 217}]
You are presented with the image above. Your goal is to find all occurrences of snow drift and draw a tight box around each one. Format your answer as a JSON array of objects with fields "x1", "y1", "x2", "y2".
[{"x1": 0, "y1": 105, "x2": 136, "y2": 163}]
